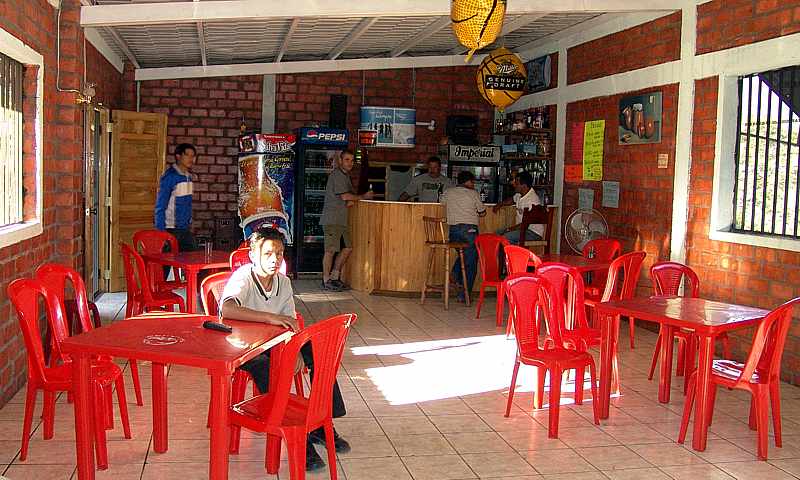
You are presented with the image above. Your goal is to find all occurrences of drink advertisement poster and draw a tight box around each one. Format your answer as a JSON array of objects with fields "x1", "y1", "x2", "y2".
[
  {"x1": 359, "y1": 106, "x2": 415, "y2": 148},
  {"x1": 238, "y1": 134, "x2": 296, "y2": 244}
]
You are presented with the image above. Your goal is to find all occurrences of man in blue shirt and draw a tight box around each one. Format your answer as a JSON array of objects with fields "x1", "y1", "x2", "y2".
[{"x1": 154, "y1": 143, "x2": 197, "y2": 251}]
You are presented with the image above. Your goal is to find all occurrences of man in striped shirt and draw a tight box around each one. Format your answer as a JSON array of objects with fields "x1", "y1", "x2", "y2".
[{"x1": 155, "y1": 143, "x2": 197, "y2": 251}]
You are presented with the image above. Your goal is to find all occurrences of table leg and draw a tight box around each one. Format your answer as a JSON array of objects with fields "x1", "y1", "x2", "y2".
[
  {"x1": 186, "y1": 269, "x2": 198, "y2": 313},
  {"x1": 265, "y1": 342, "x2": 285, "y2": 474},
  {"x1": 152, "y1": 363, "x2": 169, "y2": 453},
  {"x1": 599, "y1": 311, "x2": 619, "y2": 419},
  {"x1": 658, "y1": 324, "x2": 675, "y2": 403},
  {"x1": 72, "y1": 353, "x2": 96, "y2": 480},
  {"x1": 692, "y1": 335, "x2": 714, "y2": 451},
  {"x1": 209, "y1": 372, "x2": 231, "y2": 480}
]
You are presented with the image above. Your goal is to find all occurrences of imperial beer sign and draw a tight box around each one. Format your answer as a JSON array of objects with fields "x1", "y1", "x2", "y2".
[{"x1": 449, "y1": 145, "x2": 501, "y2": 163}]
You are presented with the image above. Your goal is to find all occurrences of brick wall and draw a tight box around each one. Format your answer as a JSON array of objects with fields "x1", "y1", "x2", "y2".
[
  {"x1": 86, "y1": 42, "x2": 123, "y2": 109},
  {"x1": 567, "y1": 12, "x2": 681, "y2": 85},
  {"x1": 697, "y1": 0, "x2": 800, "y2": 55},
  {"x1": 275, "y1": 66, "x2": 495, "y2": 164},
  {"x1": 0, "y1": 0, "x2": 115, "y2": 406},
  {"x1": 562, "y1": 85, "x2": 678, "y2": 294},
  {"x1": 133, "y1": 76, "x2": 263, "y2": 236}
]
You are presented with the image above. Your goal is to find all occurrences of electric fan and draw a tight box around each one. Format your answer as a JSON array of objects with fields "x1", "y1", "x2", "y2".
[{"x1": 564, "y1": 208, "x2": 609, "y2": 253}]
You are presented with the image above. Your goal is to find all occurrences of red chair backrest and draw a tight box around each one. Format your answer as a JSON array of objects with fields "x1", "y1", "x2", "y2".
[
  {"x1": 738, "y1": 297, "x2": 800, "y2": 384},
  {"x1": 601, "y1": 251, "x2": 646, "y2": 302},
  {"x1": 504, "y1": 245, "x2": 542, "y2": 275},
  {"x1": 582, "y1": 238, "x2": 622, "y2": 261},
  {"x1": 506, "y1": 275, "x2": 564, "y2": 353},
  {"x1": 133, "y1": 229, "x2": 178, "y2": 256},
  {"x1": 537, "y1": 263, "x2": 590, "y2": 331},
  {"x1": 8, "y1": 278, "x2": 70, "y2": 382},
  {"x1": 120, "y1": 242, "x2": 157, "y2": 306},
  {"x1": 263, "y1": 313, "x2": 356, "y2": 428},
  {"x1": 230, "y1": 247, "x2": 288, "y2": 275},
  {"x1": 201, "y1": 271, "x2": 233, "y2": 316},
  {"x1": 650, "y1": 261, "x2": 699, "y2": 298},
  {"x1": 36, "y1": 263, "x2": 94, "y2": 334},
  {"x1": 475, "y1": 234, "x2": 510, "y2": 283}
]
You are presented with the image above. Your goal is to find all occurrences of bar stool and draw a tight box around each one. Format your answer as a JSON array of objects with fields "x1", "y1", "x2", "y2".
[{"x1": 420, "y1": 216, "x2": 471, "y2": 309}]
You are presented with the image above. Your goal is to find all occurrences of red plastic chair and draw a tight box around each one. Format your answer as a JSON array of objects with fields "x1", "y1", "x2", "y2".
[
  {"x1": 36, "y1": 263, "x2": 144, "y2": 407},
  {"x1": 648, "y1": 262, "x2": 732, "y2": 392},
  {"x1": 584, "y1": 251, "x2": 646, "y2": 348},
  {"x1": 475, "y1": 234, "x2": 510, "y2": 324},
  {"x1": 678, "y1": 297, "x2": 800, "y2": 460},
  {"x1": 230, "y1": 247, "x2": 289, "y2": 275},
  {"x1": 8, "y1": 278, "x2": 131, "y2": 469},
  {"x1": 229, "y1": 313, "x2": 357, "y2": 479},
  {"x1": 120, "y1": 242, "x2": 186, "y2": 317},
  {"x1": 504, "y1": 244, "x2": 542, "y2": 276},
  {"x1": 132, "y1": 229, "x2": 188, "y2": 294},
  {"x1": 581, "y1": 238, "x2": 622, "y2": 296},
  {"x1": 504, "y1": 275, "x2": 599, "y2": 438}
]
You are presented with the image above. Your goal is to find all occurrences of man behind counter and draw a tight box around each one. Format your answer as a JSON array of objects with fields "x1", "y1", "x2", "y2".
[{"x1": 398, "y1": 156, "x2": 454, "y2": 202}]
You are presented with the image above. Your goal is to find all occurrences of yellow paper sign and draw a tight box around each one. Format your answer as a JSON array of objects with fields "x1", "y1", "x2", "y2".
[{"x1": 583, "y1": 120, "x2": 605, "y2": 181}]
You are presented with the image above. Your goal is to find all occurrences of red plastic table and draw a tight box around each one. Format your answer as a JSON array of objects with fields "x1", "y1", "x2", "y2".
[
  {"x1": 142, "y1": 250, "x2": 230, "y2": 313},
  {"x1": 596, "y1": 296, "x2": 768, "y2": 451},
  {"x1": 538, "y1": 254, "x2": 612, "y2": 273},
  {"x1": 61, "y1": 312, "x2": 292, "y2": 480}
]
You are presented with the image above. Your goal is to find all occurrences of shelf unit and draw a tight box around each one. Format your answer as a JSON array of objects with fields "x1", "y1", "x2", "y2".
[{"x1": 495, "y1": 108, "x2": 555, "y2": 204}]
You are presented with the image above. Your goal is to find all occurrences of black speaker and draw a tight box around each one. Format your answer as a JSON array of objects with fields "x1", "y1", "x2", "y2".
[
  {"x1": 329, "y1": 94, "x2": 347, "y2": 129},
  {"x1": 446, "y1": 115, "x2": 479, "y2": 145}
]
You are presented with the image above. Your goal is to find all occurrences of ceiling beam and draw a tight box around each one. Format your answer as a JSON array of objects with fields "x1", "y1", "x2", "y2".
[
  {"x1": 327, "y1": 17, "x2": 379, "y2": 60},
  {"x1": 196, "y1": 22, "x2": 207, "y2": 66},
  {"x1": 275, "y1": 18, "x2": 299, "y2": 63},
  {"x1": 103, "y1": 26, "x2": 140, "y2": 69},
  {"x1": 449, "y1": 12, "x2": 549, "y2": 54},
  {"x1": 390, "y1": 16, "x2": 450, "y2": 58},
  {"x1": 84, "y1": 27, "x2": 125, "y2": 73},
  {"x1": 135, "y1": 54, "x2": 486, "y2": 81},
  {"x1": 81, "y1": 1, "x2": 679, "y2": 27}
]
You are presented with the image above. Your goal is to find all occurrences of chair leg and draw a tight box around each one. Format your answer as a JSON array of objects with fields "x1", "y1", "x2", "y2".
[
  {"x1": 104, "y1": 386, "x2": 114, "y2": 429},
  {"x1": 504, "y1": 360, "x2": 521, "y2": 417},
  {"x1": 678, "y1": 375, "x2": 696, "y2": 444},
  {"x1": 93, "y1": 384, "x2": 109, "y2": 470},
  {"x1": 19, "y1": 385, "x2": 37, "y2": 461},
  {"x1": 535, "y1": 367, "x2": 546, "y2": 410},
  {"x1": 324, "y1": 422, "x2": 338, "y2": 480},
  {"x1": 574, "y1": 366, "x2": 584, "y2": 405},
  {"x1": 42, "y1": 391, "x2": 56, "y2": 440},
  {"x1": 588, "y1": 361, "x2": 600, "y2": 425},
  {"x1": 459, "y1": 249, "x2": 470, "y2": 306},
  {"x1": 676, "y1": 338, "x2": 686, "y2": 377},
  {"x1": 548, "y1": 368, "x2": 563, "y2": 439},
  {"x1": 770, "y1": 381, "x2": 782, "y2": 448},
  {"x1": 754, "y1": 389, "x2": 770, "y2": 460},
  {"x1": 115, "y1": 376, "x2": 132, "y2": 439},
  {"x1": 475, "y1": 285, "x2": 485, "y2": 318},
  {"x1": 265, "y1": 433, "x2": 282, "y2": 474},
  {"x1": 284, "y1": 430, "x2": 307, "y2": 480},
  {"x1": 495, "y1": 284, "x2": 504, "y2": 327},
  {"x1": 683, "y1": 337, "x2": 698, "y2": 394},
  {"x1": 421, "y1": 247, "x2": 434, "y2": 305},
  {"x1": 628, "y1": 316, "x2": 635, "y2": 349},
  {"x1": 707, "y1": 384, "x2": 717, "y2": 427},
  {"x1": 648, "y1": 333, "x2": 662, "y2": 380},
  {"x1": 129, "y1": 360, "x2": 144, "y2": 406},
  {"x1": 748, "y1": 398, "x2": 757, "y2": 431},
  {"x1": 444, "y1": 249, "x2": 450, "y2": 310}
]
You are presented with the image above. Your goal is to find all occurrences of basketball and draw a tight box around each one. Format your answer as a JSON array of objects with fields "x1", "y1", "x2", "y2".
[
  {"x1": 476, "y1": 47, "x2": 527, "y2": 111},
  {"x1": 451, "y1": 0, "x2": 507, "y2": 61}
]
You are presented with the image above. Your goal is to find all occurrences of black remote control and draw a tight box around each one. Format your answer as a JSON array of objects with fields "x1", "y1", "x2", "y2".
[{"x1": 202, "y1": 320, "x2": 233, "y2": 333}]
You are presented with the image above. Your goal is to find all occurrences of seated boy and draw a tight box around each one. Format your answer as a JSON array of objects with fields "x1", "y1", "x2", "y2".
[{"x1": 220, "y1": 227, "x2": 350, "y2": 471}]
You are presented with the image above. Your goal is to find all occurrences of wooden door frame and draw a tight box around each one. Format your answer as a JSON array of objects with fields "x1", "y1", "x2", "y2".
[{"x1": 83, "y1": 106, "x2": 111, "y2": 295}]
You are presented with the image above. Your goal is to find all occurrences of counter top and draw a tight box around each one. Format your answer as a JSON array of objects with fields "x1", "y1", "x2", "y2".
[{"x1": 360, "y1": 199, "x2": 499, "y2": 206}]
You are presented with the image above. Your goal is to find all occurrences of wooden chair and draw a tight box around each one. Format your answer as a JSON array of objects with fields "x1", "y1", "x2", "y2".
[
  {"x1": 420, "y1": 216, "x2": 471, "y2": 310},
  {"x1": 519, "y1": 205, "x2": 555, "y2": 254}
]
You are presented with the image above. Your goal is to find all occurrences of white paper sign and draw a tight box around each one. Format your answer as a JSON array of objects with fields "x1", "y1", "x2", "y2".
[
  {"x1": 602, "y1": 181, "x2": 620, "y2": 208},
  {"x1": 578, "y1": 188, "x2": 594, "y2": 210}
]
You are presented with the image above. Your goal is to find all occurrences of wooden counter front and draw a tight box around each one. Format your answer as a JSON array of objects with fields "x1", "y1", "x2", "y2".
[{"x1": 344, "y1": 200, "x2": 515, "y2": 294}]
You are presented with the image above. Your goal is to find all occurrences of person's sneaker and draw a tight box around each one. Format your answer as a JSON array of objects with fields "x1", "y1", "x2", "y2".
[
  {"x1": 306, "y1": 442, "x2": 326, "y2": 471},
  {"x1": 321, "y1": 280, "x2": 342, "y2": 292},
  {"x1": 308, "y1": 428, "x2": 352, "y2": 454},
  {"x1": 331, "y1": 279, "x2": 351, "y2": 291}
]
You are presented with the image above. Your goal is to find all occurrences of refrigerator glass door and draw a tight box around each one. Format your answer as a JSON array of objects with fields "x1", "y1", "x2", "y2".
[
  {"x1": 449, "y1": 163, "x2": 499, "y2": 203},
  {"x1": 302, "y1": 149, "x2": 338, "y2": 243}
]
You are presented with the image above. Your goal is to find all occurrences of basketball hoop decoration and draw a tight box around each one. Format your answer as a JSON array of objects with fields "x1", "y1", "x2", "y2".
[
  {"x1": 476, "y1": 47, "x2": 527, "y2": 111},
  {"x1": 451, "y1": 0, "x2": 507, "y2": 62}
]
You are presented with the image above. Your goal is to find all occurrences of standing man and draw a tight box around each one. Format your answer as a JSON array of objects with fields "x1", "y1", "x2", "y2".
[
  {"x1": 398, "y1": 156, "x2": 453, "y2": 203},
  {"x1": 155, "y1": 143, "x2": 197, "y2": 251},
  {"x1": 320, "y1": 150, "x2": 373, "y2": 291},
  {"x1": 440, "y1": 170, "x2": 486, "y2": 302},
  {"x1": 494, "y1": 171, "x2": 544, "y2": 244},
  {"x1": 220, "y1": 227, "x2": 350, "y2": 471}
]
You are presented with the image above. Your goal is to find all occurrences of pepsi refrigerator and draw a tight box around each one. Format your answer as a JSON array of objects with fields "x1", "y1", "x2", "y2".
[
  {"x1": 294, "y1": 127, "x2": 350, "y2": 274},
  {"x1": 237, "y1": 133, "x2": 298, "y2": 266}
]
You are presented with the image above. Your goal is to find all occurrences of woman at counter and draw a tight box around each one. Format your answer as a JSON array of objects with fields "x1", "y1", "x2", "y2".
[{"x1": 398, "y1": 156, "x2": 454, "y2": 202}]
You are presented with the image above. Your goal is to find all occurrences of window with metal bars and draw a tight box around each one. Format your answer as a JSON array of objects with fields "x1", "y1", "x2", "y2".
[
  {"x1": 733, "y1": 65, "x2": 800, "y2": 237},
  {"x1": 0, "y1": 52, "x2": 23, "y2": 227}
]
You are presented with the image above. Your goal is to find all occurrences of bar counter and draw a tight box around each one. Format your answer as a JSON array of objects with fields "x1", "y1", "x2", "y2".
[{"x1": 343, "y1": 200, "x2": 516, "y2": 295}]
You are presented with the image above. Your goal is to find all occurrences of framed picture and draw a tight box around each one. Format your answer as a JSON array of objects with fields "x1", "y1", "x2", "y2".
[
  {"x1": 526, "y1": 55, "x2": 552, "y2": 93},
  {"x1": 618, "y1": 91, "x2": 662, "y2": 144}
]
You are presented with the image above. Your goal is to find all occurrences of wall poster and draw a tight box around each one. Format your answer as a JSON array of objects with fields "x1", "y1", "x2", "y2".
[{"x1": 359, "y1": 106, "x2": 416, "y2": 148}]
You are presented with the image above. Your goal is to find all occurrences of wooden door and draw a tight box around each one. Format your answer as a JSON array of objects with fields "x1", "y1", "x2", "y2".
[
  {"x1": 108, "y1": 110, "x2": 167, "y2": 292},
  {"x1": 83, "y1": 107, "x2": 109, "y2": 296}
]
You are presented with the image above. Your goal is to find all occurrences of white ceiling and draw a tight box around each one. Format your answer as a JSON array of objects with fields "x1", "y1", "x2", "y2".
[{"x1": 81, "y1": 1, "x2": 679, "y2": 78}]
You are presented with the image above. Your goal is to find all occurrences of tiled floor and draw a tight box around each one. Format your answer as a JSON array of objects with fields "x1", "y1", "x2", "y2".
[{"x1": 2, "y1": 282, "x2": 800, "y2": 479}]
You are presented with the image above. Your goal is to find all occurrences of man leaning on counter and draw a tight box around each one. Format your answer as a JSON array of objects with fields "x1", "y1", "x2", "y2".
[{"x1": 398, "y1": 156, "x2": 454, "y2": 202}]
